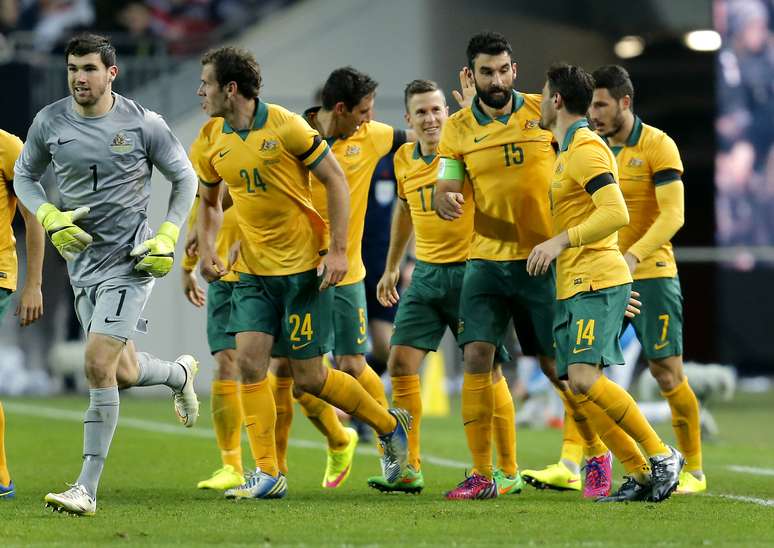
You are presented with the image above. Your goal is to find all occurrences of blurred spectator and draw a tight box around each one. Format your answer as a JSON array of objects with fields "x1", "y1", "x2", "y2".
[{"x1": 19, "y1": 0, "x2": 94, "y2": 52}]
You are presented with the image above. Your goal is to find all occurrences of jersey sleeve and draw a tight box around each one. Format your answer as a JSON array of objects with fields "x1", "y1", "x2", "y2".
[
  {"x1": 279, "y1": 113, "x2": 329, "y2": 170},
  {"x1": 0, "y1": 132, "x2": 23, "y2": 185},
  {"x1": 366, "y1": 121, "x2": 398, "y2": 157},
  {"x1": 393, "y1": 147, "x2": 407, "y2": 200},
  {"x1": 12, "y1": 113, "x2": 53, "y2": 213},
  {"x1": 648, "y1": 132, "x2": 684, "y2": 186},
  {"x1": 189, "y1": 126, "x2": 221, "y2": 186},
  {"x1": 437, "y1": 119, "x2": 465, "y2": 181},
  {"x1": 568, "y1": 141, "x2": 616, "y2": 192}
]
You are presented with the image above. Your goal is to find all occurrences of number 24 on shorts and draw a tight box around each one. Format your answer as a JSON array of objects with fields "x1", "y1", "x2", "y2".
[{"x1": 289, "y1": 313, "x2": 314, "y2": 350}]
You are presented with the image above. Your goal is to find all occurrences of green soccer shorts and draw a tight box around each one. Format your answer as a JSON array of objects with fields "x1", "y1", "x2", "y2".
[
  {"x1": 631, "y1": 276, "x2": 684, "y2": 360},
  {"x1": 206, "y1": 280, "x2": 236, "y2": 355},
  {"x1": 330, "y1": 281, "x2": 369, "y2": 356}
]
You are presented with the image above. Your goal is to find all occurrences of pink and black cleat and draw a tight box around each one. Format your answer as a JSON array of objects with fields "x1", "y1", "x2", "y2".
[
  {"x1": 583, "y1": 451, "x2": 613, "y2": 498},
  {"x1": 444, "y1": 472, "x2": 498, "y2": 500}
]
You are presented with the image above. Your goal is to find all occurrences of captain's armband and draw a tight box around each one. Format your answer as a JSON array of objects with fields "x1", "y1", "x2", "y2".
[{"x1": 438, "y1": 158, "x2": 464, "y2": 181}]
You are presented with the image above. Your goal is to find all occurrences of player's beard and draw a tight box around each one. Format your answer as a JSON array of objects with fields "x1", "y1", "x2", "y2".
[
  {"x1": 597, "y1": 106, "x2": 625, "y2": 138},
  {"x1": 475, "y1": 82, "x2": 512, "y2": 110},
  {"x1": 71, "y1": 76, "x2": 109, "y2": 107}
]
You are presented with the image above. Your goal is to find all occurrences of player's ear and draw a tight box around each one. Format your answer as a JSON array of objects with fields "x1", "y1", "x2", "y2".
[
  {"x1": 334, "y1": 101, "x2": 347, "y2": 115},
  {"x1": 621, "y1": 95, "x2": 632, "y2": 111},
  {"x1": 108, "y1": 65, "x2": 118, "y2": 81},
  {"x1": 511, "y1": 62, "x2": 518, "y2": 78},
  {"x1": 404, "y1": 111, "x2": 411, "y2": 125}
]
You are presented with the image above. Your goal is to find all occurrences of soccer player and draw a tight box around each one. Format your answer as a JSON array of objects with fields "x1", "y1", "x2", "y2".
[
  {"x1": 527, "y1": 62, "x2": 683, "y2": 503},
  {"x1": 0, "y1": 128, "x2": 46, "y2": 500},
  {"x1": 433, "y1": 31, "x2": 569, "y2": 499},
  {"x1": 193, "y1": 47, "x2": 411, "y2": 499},
  {"x1": 181, "y1": 190, "x2": 245, "y2": 491},
  {"x1": 366, "y1": 79, "x2": 519, "y2": 495},
  {"x1": 13, "y1": 33, "x2": 200, "y2": 516},
  {"x1": 270, "y1": 67, "x2": 410, "y2": 489},
  {"x1": 589, "y1": 64, "x2": 704, "y2": 493}
]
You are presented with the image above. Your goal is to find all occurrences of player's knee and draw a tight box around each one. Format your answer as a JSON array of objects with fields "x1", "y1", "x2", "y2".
[
  {"x1": 387, "y1": 347, "x2": 421, "y2": 377},
  {"x1": 293, "y1": 365, "x2": 326, "y2": 395},
  {"x1": 336, "y1": 355, "x2": 365, "y2": 377},
  {"x1": 463, "y1": 342, "x2": 495, "y2": 373},
  {"x1": 649, "y1": 358, "x2": 683, "y2": 391},
  {"x1": 235, "y1": 353, "x2": 267, "y2": 384},
  {"x1": 214, "y1": 351, "x2": 239, "y2": 381}
]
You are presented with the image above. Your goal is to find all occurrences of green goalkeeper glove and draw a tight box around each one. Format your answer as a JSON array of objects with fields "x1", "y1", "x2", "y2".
[
  {"x1": 130, "y1": 221, "x2": 179, "y2": 278},
  {"x1": 35, "y1": 203, "x2": 93, "y2": 261}
]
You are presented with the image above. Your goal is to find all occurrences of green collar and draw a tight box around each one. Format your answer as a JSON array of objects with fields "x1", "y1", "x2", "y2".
[
  {"x1": 604, "y1": 115, "x2": 642, "y2": 155},
  {"x1": 471, "y1": 90, "x2": 523, "y2": 126},
  {"x1": 412, "y1": 141, "x2": 436, "y2": 164},
  {"x1": 222, "y1": 99, "x2": 268, "y2": 135},
  {"x1": 560, "y1": 118, "x2": 589, "y2": 152}
]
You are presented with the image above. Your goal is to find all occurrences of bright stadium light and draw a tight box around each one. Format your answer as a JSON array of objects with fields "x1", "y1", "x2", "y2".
[
  {"x1": 614, "y1": 36, "x2": 645, "y2": 59},
  {"x1": 684, "y1": 30, "x2": 722, "y2": 51}
]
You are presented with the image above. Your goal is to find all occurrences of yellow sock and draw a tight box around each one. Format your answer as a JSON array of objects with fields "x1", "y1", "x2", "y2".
[
  {"x1": 557, "y1": 387, "x2": 608, "y2": 458},
  {"x1": 269, "y1": 373, "x2": 294, "y2": 475},
  {"x1": 0, "y1": 402, "x2": 9, "y2": 486},
  {"x1": 462, "y1": 372, "x2": 494, "y2": 479},
  {"x1": 663, "y1": 377, "x2": 702, "y2": 472},
  {"x1": 296, "y1": 392, "x2": 349, "y2": 451},
  {"x1": 241, "y1": 379, "x2": 278, "y2": 477},
  {"x1": 320, "y1": 369, "x2": 395, "y2": 435},
  {"x1": 492, "y1": 377, "x2": 517, "y2": 476},
  {"x1": 211, "y1": 380, "x2": 243, "y2": 475},
  {"x1": 585, "y1": 376, "x2": 669, "y2": 458},
  {"x1": 357, "y1": 364, "x2": 389, "y2": 408},
  {"x1": 392, "y1": 375, "x2": 422, "y2": 471},
  {"x1": 559, "y1": 411, "x2": 584, "y2": 468}
]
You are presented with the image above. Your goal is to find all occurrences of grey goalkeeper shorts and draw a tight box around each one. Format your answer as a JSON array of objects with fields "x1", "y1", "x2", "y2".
[{"x1": 73, "y1": 275, "x2": 154, "y2": 341}]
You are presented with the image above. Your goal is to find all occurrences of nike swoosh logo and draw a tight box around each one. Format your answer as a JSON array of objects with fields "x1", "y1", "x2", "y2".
[
  {"x1": 104, "y1": 318, "x2": 121, "y2": 324},
  {"x1": 498, "y1": 486, "x2": 512, "y2": 495},
  {"x1": 57, "y1": 138, "x2": 76, "y2": 145},
  {"x1": 572, "y1": 347, "x2": 592, "y2": 354},
  {"x1": 291, "y1": 341, "x2": 313, "y2": 350},
  {"x1": 654, "y1": 341, "x2": 670, "y2": 350},
  {"x1": 567, "y1": 478, "x2": 579, "y2": 483},
  {"x1": 463, "y1": 419, "x2": 476, "y2": 426},
  {"x1": 473, "y1": 135, "x2": 490, "y2": 143},
  {"x1": 219, "y1": 150, "x2": 230, "y2": 158},
  {"x1": 356, "y1": 336, "x2": 367, "y2": 345}
]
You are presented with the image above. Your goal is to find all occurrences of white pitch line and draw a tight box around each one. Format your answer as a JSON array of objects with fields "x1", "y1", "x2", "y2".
[
  {"x1": 727, "y1": 465, "x2": 774, "y2": 477},
  {"x1": 711, "y1": 494, "x2": 774, "y2": 508},
  {"x1": 3, "y1": 401, "x2": 469, "y2": 470}
]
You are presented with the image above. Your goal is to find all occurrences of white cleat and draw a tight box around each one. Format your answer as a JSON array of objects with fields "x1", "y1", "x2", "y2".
[
  {"x1": 44, "y1": 484, "x2": 96, "y2": 516},
  {"x1": 174, "y1": 355, "x2": 200, "y2": 427}
]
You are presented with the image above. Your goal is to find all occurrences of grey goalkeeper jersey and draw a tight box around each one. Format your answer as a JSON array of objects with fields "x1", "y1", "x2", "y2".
[{"x1": 14, "y1": 93, "x2": 197, "y2": 287}]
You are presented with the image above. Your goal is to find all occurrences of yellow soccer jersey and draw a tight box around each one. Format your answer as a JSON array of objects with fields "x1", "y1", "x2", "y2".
[
  {"x1": 0, "y1": 129, "x2": 22, "y2": 292},
  {"x1": 182, "y1": 196, "x2": 241, "y2": 282},
  {"x1": 611, "y1": 117, "x2": 684, "y2": 280},
  {"x1": 189, "y1": 101, "x2": 329, "y2": 277},
  {"x1": 551, "y1": 120, "x2": 631, "y2": 300},
  {"x1": 437, "y1": 91, "x2": 554, "y2": 261},
  {"x1": 306, "y1": 111, "x2": 405, "y2": 285}
]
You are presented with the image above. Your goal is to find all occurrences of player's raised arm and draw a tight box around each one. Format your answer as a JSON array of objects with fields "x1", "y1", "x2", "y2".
[
  {"x1": 196, "y1": 179, "x2": 225, "y2": 283},
  {"x1": 16, "y1": 203, "x2": 45, "y2": 326},
  {"x1": 434, "y1": 122, "x2": 465, "y2": 220},
  {"x1": 311, "y1": 152, "x2": 349, "y2": 289},
  {"x1": 378, "y1": 198, "x2": 413, "y2": 307}
]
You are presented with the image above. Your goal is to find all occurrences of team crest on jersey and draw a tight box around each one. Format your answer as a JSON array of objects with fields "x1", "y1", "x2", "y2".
[
  {"x1": 109, "y1": 132, "x2": 133, "y2": 154},
  {"x1": 260, "y1": 139, "x2": 279, "y2": 152},
  {"x1": 345, "y1": 145, "x2": 361, "y2": 157},
  {"x1": 627, "y1": 157, "x2": 644, "y2": 167},
  {"x1": 524, "y1": 119, "x2": 540, "y2": 129}
]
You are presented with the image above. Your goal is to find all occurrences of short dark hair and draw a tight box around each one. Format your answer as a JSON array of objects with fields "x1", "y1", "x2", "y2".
[
  {"x1": 403, "y1": 79, "x2": 440, "y2": 110},
  {"x1": 65, "y1": 33, "x2": 116, "y2": 68},
  {"x1": 546, "y1": 62, "x2": 594, "y2": 116},
  {"x1": 592, "y1": 64, "x2": 635, "y2": 105},
  {"x1": 200, "y1": 47, "x2": 262, "y2": 99},
  {"x1": 321, "y1": 67, "x2": 378, "y2": 111},
  {"x1": 466, "y1": 31, "x2": 512, "y2": 71}
]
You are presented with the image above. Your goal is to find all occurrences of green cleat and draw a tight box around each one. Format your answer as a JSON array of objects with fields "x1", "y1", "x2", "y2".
[
  {"x1": 367, "y1": 466, "x2": 424, "y2": 494},
  {"x1": 493, "y1": 469, "x2": 525, "y2": 495}
]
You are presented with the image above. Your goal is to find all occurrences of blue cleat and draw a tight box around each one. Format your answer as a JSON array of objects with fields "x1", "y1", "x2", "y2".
[
  {"x1": 224, "y1": 468, "x2": 287, "y2": 500},
  {"x1": 378, "y1": 408, "x2": 412, "y2": 483},
  {"x1": 0, "y1": 480, "x2": 14, "y2": 500}
]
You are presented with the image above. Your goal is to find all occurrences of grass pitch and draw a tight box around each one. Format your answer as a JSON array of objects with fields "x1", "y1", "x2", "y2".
[{"x1": 1, "y1": 389, "x2": 773, "y2": 546}]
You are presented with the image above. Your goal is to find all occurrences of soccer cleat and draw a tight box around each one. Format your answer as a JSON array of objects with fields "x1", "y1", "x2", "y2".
[
  {"x1": 583, "y1": 452, "x2": 613, "y2": 498},
  {"x1": 44, "y1": 483, "x2": 96, "y2": 516},
  {"x1": 649, "y1": 445, "x2": 685, "y2": 502},
  {"x1": 197, "y1": 465, "x2": 244, "y2": 490},
  {"x1": 224, "y1": 468, "x2": 287, "y2": 500},
  {"x1": 521, "y1": 462, "x2": 581, "y2": 492},
  {"x1": 0, "y1": 480, "x2": 15, "y2": 500},
  {"x1": 368, "y1": 466, "x2": 424, "y2": 494},
  {"x1": 675, "y1": 471, "x2": 707, "y2": 494},
  {"x1": 493, "y1": 469, "x2": 525, "y2": 495},
  {"x1": 595, "y1": 476, "x2": 650, "y2": 503},
  {"x1": 322, "y1": 427, "x2": 358, "y2": 488},
  {"x1": 445, "y1": 472, "x2": 498, "y2": 500},
  {"x1": 173, "y1": 355, "x2": 200, "y2": 428},
  {"x1": 378, "y1": 408, "x2": 412, "y2": 483}
]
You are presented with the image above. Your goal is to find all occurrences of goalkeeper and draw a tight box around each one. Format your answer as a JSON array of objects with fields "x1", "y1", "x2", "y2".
[{"x1": 13, "y1": 33, "x2": 199, "y2": 517}]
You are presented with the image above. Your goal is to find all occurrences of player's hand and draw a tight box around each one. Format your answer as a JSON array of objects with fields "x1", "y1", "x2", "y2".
[
  {"x1": 181, "y1": 268, "x2": 205, "y2": 307},
  {"x1": 377, "y1": 268, "x2": 400, "y2": 307},
  {"x1": 435, "y1": 192, "x2": 465, "y2": 220},
  {"x1": 526, "y1": 235, "x2": 568, "y2": 276},
  {"x1": 35, "y1": 203, "x2": 92, "y2": 261},
  {"x1": 200, "y1": 253, "x2": 226, "y2": 283},
  {"x1": 319, "y1": 249, "x2": 347, "y2": 290},
  {"x1": 451, "y1": 67, "x2": 476, "y2": 109},
  {"x1": 624, "y1": 252, "x2": 639, "y2": 275},
  {"x1": 625, "y1": 290, "x2": 641, "y2": 319},
  {"x1": 184, "y1": 230, "x2": 198, "y2": 258},
  {"x1": 130, "y1": 221, "x2": 179, "y2": 278},
  {"x1": 226, "y1": 240, "x2": 241, "y2": 272},
  {"x1": 15, "y1": 284, "x2": 43, "y2": 326}
]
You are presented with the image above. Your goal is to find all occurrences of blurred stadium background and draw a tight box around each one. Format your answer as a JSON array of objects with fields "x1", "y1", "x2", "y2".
[{"x1": 0, "y1": 0, "x2": 770, "y2": 423}]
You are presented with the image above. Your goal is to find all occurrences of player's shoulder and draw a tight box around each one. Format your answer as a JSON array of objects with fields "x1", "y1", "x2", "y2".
[
  {"x1": 568, "y1": 127, "x2": 610, "y2": 159},
  {"x1": 0, "y1": 128, "x2": 22, "y2": 149},
  {"x1": 265, "y1": 101, "x2": 295, "y2": 123},
  {"x1": 393, "y1": 141, "x2": 416, "y2": 171},
  {"x1": 639, "y1": 120, "x2": 677, "y2": 150},
  {"x1": 520, "y1": 92, "x2": 543, "y2": 113},
  {"x1": 34, "y1": 96, "x2": 72, "y2": 127},
  {"x1": 195, "y1": 117, "x2": 226, "y2": 142}
]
